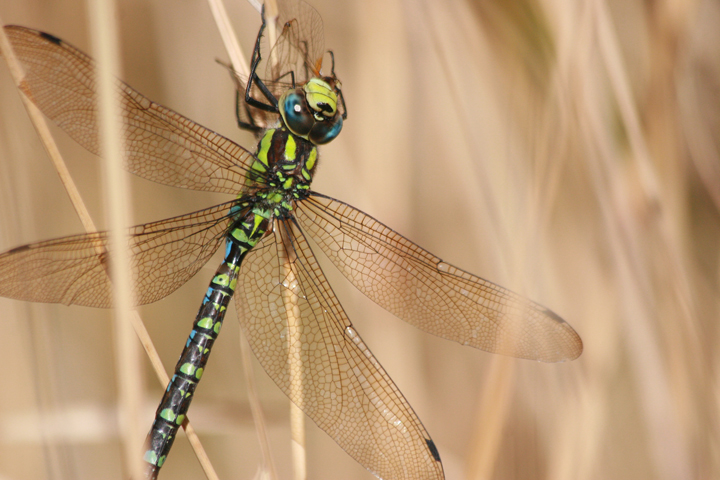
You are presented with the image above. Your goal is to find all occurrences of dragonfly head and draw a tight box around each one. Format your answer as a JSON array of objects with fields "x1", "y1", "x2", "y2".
[{"x1": 279, "y1": 77, "x2": 343, "y2": 145}]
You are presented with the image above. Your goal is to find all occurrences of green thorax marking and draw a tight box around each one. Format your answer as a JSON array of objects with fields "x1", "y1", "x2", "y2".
[{"x1": 247, "y1": 128, "x2": 318, "y2": 218}]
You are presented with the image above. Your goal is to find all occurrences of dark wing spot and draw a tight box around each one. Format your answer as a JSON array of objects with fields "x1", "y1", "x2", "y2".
[
  {"x1": 39, "y1": 32, "x2": 62, "y2": 45},
  {"x1": 7, "y1": 244, "x2": 31, "y2": 254},
  {"x1": 539, "y1": 306, "x2": 568, "y2": 324},
  {"x1": 98, "y1": 251, "x2": 110, "y2": 271},
  {"x1": 425, "y1": 438, "x2": 441, "y2": 462}
]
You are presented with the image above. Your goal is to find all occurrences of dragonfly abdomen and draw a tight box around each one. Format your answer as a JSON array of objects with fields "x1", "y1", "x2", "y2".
[{"x1": 143, "y1": 210, "x2": 269, "y2": 478}]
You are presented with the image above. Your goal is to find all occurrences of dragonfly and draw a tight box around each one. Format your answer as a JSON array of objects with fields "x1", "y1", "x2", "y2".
[{"x1": 0, "y1": 1, "x2": 583, "y2": 479}]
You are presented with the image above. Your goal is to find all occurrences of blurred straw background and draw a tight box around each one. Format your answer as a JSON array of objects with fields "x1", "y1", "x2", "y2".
[{"x1": 0, "y1": 0, "x2": 718, "y2": 479}]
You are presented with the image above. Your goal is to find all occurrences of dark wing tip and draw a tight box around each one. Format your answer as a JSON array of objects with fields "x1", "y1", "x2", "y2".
[
  {"x1": 425, "y1": 438, "x2": 441, "y2": 462},
  {"x1": 39, "y1": 31, "x2": 63, "y2": 45},
  {"x1": 539, "y1": 306, "x2": 567, "y2": 325},
  {"x1": 7, "y1": 244, "x2": 31, "y2": 254},
  {"x1": 3, "y1": 26, "x2": 62, "y2": 45}
]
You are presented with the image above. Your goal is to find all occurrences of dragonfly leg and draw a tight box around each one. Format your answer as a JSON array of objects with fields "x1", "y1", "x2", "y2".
[
  {"x1": 327, "y1": 51, "x2": 348, "y2": 119},
  {"x1": 245, "y1": 5, "x2": 281, "y2": 113},
  {"x1": 235, "y1": 87, "x2": 263, "y2": 132}
]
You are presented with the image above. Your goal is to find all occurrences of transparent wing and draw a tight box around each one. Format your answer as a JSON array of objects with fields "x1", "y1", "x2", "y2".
[
  {"x1": 235, "y1": 219, "x2": 444, "y2": 480},
  {"x1": 264, "y1": 0, "x2": 326, "y2": 83},
  {"x1": 295, "y1": 193, "x2": 583, "y2": 362},
  {"x1": 0, "y1": 202, "x2": 235, "y2": 307},
  {"x1": 4, "y1": 25, "x2": 254, "y2": 194}
]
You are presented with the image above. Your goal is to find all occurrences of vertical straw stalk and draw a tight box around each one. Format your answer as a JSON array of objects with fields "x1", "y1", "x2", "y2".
[{"x1": 85, "y1": 0, "x2": 143, "y2": 477}]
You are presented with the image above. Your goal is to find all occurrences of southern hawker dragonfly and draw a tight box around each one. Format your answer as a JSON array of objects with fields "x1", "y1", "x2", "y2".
[{"x1": 0, "y1": 1, "x2": 582, "y2": 478}]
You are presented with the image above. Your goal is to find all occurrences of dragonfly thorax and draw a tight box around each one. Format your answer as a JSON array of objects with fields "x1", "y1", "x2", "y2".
[{"x1": 247, "y1": 128, "x2": 318, "y2": 218}]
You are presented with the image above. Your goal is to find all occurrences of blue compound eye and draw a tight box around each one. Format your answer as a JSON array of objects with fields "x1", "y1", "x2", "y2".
[
  {"x1": 280, "y1": 89, "x2": 313, "y2": 137},
  {"x1": 309, "y1": 114, "x2": 343, "y2": 145}
]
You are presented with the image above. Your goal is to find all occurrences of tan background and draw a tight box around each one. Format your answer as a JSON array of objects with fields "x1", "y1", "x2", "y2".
[{"x1": 0, "y1": 0, "x2": 717, "y2": 479}]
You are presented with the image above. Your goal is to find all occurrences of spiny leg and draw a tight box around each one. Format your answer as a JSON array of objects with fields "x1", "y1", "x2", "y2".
[
  {"x1": 244, "y1": 5, "x2": 281, "y2": 113},
  {"x1": 327, "y1": 51, "x2": 348, "y2": 119}
]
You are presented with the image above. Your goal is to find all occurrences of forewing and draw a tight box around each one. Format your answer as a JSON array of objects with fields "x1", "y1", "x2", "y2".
[
  {"x1": 235, "y1": 219, "x2": 444, "y2": 480},
  {"x1": 4, "y1": 25, "x2": 253, "y2": 194},
  {"x1": 296, "y1": 194, "x2": 583, "y2": 362},
  {"x1": 0, "y1": 202, "x2": 233, "y2": 307}
]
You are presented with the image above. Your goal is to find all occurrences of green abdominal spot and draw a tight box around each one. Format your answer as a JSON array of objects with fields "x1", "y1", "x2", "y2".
[
  {"x1": 144, "y1": 450, "x2": 159, "y2": 465},
  {"x1": 197, "y1": 317, "x2": 213, "y2": 329},
  {"x1": 160, "y1": 409, "x2": 176, "y2": 422}
]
